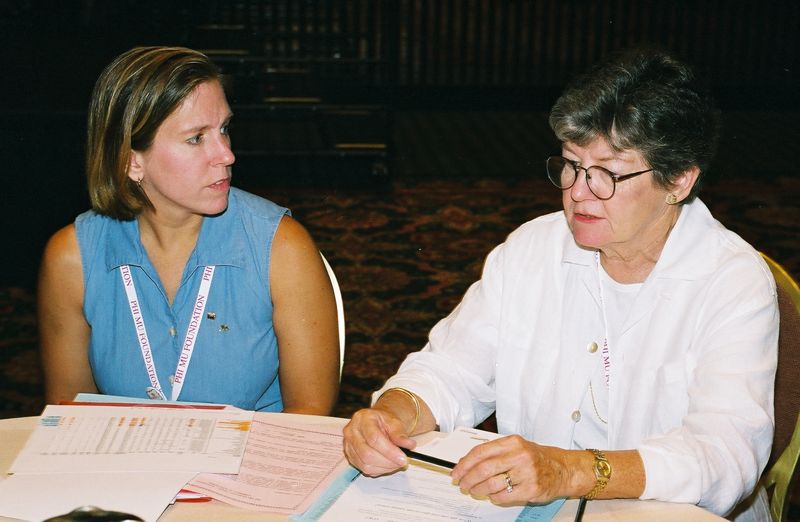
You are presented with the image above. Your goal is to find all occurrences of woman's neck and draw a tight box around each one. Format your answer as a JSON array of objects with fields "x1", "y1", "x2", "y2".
[
  {"x1": 137, "y1": 210, "x2": 204, "y2": 304},
  {"x1": 137, "y1": 209, "x2": 203, "y2": 252},
  {"x1": 600, "y1": 207, "x2": 682, "y2": 284}
]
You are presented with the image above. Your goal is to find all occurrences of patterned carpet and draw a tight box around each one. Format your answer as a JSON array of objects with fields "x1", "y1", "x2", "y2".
[
  {"x1": 239, "y1": 170, "x2": 800, "y2": 421},
  {"x1": 2, "y1": 177, "x2": 797, "y2": 420},
  {"x1": 2, "y1": 110, "x2": 798, "y2": 423},
  {"x1": 270, "y1": 177, "x2": 566, "y2": 419},
  {"x1": 1, "y1": 110, "x2": 799, "y2": 517}
]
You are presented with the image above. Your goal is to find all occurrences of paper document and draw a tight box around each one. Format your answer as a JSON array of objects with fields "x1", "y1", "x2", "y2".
[
  {"x1": 10, "y1": 404, "x2": 253, "y2": 474},
  {"x1": 186, "y1": 412, "x2": 352, "y2": 514},
  {"x1": 319, "y1": 463, "x2": 525, "y2": 521},
  {"x1": 0, "y1": 471, "x2": 196, "y2": 522},
  {"x1": 316, "y1": 427, "x2": 564, "y2": 522},
  {"x1": 409, "y1": 426, "x2": 504, "y2": 468},
  {"x1": 70, "y1": 392, "x2": 234, "y2": 409}
]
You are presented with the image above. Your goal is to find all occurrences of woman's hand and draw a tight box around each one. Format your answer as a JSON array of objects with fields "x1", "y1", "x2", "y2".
[
  {"x1": 342, "y1": 407, "x2": 417, "y2": 477},
  {"x1": 451, "y1": 435, "x2": 572, "y2": 504}
]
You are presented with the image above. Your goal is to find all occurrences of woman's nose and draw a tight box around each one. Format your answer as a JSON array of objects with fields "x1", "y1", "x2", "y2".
[
  {"x1": 569, "y1": 168, "x2": 594, "y2": 200},
  {"x1": 214, "y1": 137, "x2": 235, "y2": 166}
]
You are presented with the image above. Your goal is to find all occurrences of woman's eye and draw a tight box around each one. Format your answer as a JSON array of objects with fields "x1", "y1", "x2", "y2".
[{"x1": 187, "y1": 134, "x2": 203, "y2": 144}]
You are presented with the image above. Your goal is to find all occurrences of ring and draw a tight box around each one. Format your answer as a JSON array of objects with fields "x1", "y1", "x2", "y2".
[{"x1": 504, "y1": 472, "x2": 513, "y2": 493}]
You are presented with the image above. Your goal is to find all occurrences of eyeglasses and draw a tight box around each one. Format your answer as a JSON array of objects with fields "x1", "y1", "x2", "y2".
[{"x1": 546, "y1": 156, "x2": 653, "y2": 200}]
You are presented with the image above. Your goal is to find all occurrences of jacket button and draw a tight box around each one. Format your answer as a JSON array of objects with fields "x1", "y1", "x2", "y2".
[
  {"x1": 571, "y1": 410, "x2": 581, "y2": 422},
  {"x1": 588, "y1": 342, "x2": 598, "y2": 353},
  {"x1": 169, "y1": 326, "x2": 177, "y2": 337}
]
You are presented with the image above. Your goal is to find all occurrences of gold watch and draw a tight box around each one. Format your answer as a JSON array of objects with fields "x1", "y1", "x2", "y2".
[{"x1": 586, "y1": 449, "x2": 612, "y2": 500}]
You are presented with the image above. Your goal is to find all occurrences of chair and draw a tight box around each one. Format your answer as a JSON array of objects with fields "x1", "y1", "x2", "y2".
[
  {"x1": 321, "y1": 253, "x2": 346, "y2": 379},
  {"x1": 760, "y1": 253, "x2": 800, "y2": 522}
]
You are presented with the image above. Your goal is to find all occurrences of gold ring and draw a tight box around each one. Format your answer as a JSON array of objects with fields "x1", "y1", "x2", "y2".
[{"x1": 504, "y1": 472, "x2": 513, "y2": 493}]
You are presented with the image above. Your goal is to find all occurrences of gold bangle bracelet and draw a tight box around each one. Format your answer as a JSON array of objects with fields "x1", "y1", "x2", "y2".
[
  {"x1": 586, "y1": 448, "x2": 612, "y2": 500},
  {"x1": 380, "y1": 387, "x2": 420, "y2": 434}
]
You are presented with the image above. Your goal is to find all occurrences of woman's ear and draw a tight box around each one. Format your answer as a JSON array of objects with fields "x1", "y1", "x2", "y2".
[
  {"x1": 127, "y1": 150, "x2": 144, "y2": 183},
  {"x1": 671, "y1": 165, "x2": 700, "y2": 203}
]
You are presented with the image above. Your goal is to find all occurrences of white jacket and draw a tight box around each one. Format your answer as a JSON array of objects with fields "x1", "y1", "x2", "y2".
[{"x1": 377, "y1": 199, "x2": 778, "y2": 516}]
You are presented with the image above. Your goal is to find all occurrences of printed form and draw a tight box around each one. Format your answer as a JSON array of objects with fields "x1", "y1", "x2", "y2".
[
  {"x1": 317, "y1": 427, "x2": 564, "y2": 522},
  {"x1": 186, "y1": 412, "x2": 352, "y2": 514},
  {"x1": 320, "y1": 462, "x2": 525, "y2": 521},
  {"x1": 0, "y1": 404, "x2": 254, "y2": 522},
  {"x1": 10, "y1": 404, "x2": 253, "y2": 473}
]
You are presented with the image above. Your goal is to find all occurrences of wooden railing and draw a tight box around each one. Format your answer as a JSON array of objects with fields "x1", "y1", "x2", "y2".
[
  {"x1": 7, "y1": 1, "x2": 798, "y2": 109},
  {"x1": 175, "y1": 0, "x2": 797, "y2": 108},
  {"x1": 389, "y1": 0, "x2": 797, "y2": 89}
]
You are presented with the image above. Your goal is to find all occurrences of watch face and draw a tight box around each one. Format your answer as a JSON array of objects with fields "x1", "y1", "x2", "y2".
[{"x1": 596, "y1": 459, "x2": 612, "y2": 478}]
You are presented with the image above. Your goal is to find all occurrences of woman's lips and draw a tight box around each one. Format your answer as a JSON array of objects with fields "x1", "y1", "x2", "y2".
[
  {"x1": 574, "y1": 212, "x2": 602, "y2": 223},
  {"x1": 208, "y1": 178, "x2": 230, "y2": 190}
]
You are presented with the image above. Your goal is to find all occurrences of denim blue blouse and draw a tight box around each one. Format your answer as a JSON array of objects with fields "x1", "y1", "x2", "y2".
[{"x1": 76, "y1": 188, "x2": 289, "y2": 411}]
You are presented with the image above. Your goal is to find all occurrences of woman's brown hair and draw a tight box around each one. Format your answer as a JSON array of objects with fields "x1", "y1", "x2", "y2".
[{"x1": 86, "y1": 46, "x2": 221, "y2": 219}]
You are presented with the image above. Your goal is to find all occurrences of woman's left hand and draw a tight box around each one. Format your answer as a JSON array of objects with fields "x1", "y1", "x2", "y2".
[{"x1": 450, "y1": 435, "x2": 570, "y2": 504}]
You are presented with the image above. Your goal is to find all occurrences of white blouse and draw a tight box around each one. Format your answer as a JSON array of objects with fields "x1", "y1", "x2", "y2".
[{"x1": 375, "y1": 199, "x2": 778, "y2": 517}]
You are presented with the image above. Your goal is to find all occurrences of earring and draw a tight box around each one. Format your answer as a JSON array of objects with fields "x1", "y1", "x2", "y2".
[
  {"x1": 136, "y1": 178, "x2": 143, "y2": 188},
  {"x1": 665, "y1": 193, "x2": 678, "y2": 205}
]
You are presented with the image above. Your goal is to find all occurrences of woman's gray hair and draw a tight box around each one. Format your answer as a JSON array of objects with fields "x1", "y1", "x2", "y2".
[{"x1": 549, "y1": 47, "x2": 720, "y2": 203}]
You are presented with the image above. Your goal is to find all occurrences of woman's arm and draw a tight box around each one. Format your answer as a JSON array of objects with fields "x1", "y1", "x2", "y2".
[
  {"x1": 451, "y1": 438, "x2": 645, "y2": 503},
  {"x1": 343, "y1": 388, "x2": 438, "y2": 476},
  {"x1": 38, "y1": 224, "x2": 97, "y2": 404},
  {"x1": 270, "y1": 215, "x2": 340, "y2": 415},
  {"x1": 344, "y1": 387, "x2": 646, "y2": 497}
]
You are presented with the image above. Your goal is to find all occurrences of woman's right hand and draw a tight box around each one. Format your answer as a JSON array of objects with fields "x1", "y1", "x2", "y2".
[{"x1": 342, "y1": 407, "x2": 417, "y2": 476}]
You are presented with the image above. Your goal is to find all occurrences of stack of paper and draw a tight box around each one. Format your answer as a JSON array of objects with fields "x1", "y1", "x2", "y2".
[
  {"x1": 185, "y1": 413, "x2": 352, "y2": 514},
  {"x1": 1, "y1": 409, "x2": 566, "y2": 522},
  {"x1": 306, "y1": 427, "x2": 566, "y2": 522},
  {"x1": 0, "y1": 404, "x2": 254, "y2": 521}
]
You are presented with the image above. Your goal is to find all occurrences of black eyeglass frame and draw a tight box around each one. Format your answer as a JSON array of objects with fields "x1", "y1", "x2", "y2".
[{"x1": 546, "y1": 156, "x2": 654, "y2": 201}]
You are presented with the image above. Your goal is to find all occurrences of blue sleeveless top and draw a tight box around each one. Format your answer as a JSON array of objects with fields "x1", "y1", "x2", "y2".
[{"x1": 76, "y1": 188, "x2": 289, "y2": 411}]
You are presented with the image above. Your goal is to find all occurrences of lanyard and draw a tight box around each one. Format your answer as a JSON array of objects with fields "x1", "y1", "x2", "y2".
[
  {"x1": 595, "y1": 252, "x2": 612, "y2": 387},
  {"x1": 120, "y1": 264, "x2": 215, "y2": 401}
]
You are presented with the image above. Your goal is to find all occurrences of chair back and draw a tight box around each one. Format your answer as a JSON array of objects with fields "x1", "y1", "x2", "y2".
[
  {"x1": 321, "y1": 253, "x2": 346, "y2": 379},
  {"x1": 760, "y1": 253, "x2": 800, "y2": 522}
]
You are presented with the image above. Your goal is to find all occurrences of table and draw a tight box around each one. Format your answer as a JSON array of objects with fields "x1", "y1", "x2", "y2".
[{"x1": 0, "y1": 416, "x2": 724, "y2": 521}]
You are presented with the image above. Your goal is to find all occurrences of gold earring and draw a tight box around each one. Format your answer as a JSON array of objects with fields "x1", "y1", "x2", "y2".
[{"x1": 665, "y1": 193, "x2": 678, "y2": 205}]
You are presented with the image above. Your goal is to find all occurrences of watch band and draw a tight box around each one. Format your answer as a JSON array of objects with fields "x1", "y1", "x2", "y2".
[{"x1": 586, "y1": 448, "x2": 612, "y2": 500}]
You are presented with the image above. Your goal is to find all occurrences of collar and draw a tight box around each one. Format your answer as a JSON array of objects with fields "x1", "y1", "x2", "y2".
[{"x1": 104, "y1": 189, "x2": 248, "y2": 272}]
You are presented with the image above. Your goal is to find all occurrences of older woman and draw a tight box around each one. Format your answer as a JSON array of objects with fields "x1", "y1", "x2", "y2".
[
  {"x1": 38, "y1": 47, "x2": 340, "y2": 414},
  {"x1": 342, "y1": 48, "x2": 777, "y2": 520}
]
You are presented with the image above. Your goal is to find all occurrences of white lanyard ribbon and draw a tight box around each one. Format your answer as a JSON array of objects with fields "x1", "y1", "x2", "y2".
[
  {"x1": 595, "y1": 252, "x2": 612, "y2": 387},
  {"x1": 120, "y1": 264, "x2": 215, "y2": 401}
]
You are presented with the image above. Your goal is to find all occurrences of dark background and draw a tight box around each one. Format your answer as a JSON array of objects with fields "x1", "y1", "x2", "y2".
[
  {"x1": 0, "y1": 3, "x2": 798, "y2": 513},
  {"x1": 1, "y1": 0, "x2": 798, "y2": 286}
]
